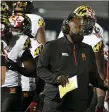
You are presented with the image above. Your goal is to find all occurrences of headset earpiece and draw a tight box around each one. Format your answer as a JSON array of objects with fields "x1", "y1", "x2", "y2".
[
  {"x1": 61, "y1": 20, "x2": 70, "y2": 34},
  {"x1": 62, "y1": 13, "x2": 77, "y2": 34}
]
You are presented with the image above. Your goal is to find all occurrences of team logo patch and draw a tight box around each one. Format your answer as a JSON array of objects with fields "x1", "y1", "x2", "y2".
[
  {"x1": 23, "y1": 92, "x2": 28, "y2": 97},
  {"x1": 38, "y1": 18, "x2": 45, "y2": 27},
  {"x1": 62, "y1": 53, "x2": 69, "y2": 56},
  {"x1": 93, "y1": 41, "x2": 103, "y2": 52},
  {"x1": 24, "y1": 38, "x2": 31, "y2": 49},
  {"x1": 10, "y1": 88, "x2": 16, "y2": 93},
  {"x1": 34, "y1": 45, "x2": 43, "y2": 56},
  {"x1": 82, "y1": 53, "x2": 87, "y2": 60}
]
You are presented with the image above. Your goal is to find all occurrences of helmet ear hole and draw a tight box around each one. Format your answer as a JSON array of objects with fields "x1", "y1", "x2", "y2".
[{"x1": 9, "y1": 13, "x2": 32, "y2": 37}]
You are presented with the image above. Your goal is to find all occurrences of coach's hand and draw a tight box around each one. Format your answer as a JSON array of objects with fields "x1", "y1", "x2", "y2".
[{"x1": 56, "y1": 75, "x2": 69, "y2": 87}]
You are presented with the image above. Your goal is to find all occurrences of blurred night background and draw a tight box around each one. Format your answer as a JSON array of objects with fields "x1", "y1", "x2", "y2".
[{"x1": 32, "y1": 1, "x2": 109, "y2": 44}]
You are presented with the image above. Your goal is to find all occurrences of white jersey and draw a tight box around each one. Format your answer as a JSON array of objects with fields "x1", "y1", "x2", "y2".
[
  {"x1": 26, "y1": 14, "x2": 45, "y2": 38},
  {"x1": 58, "y1": 31, "x2": 64, "y2": 39},
  {"x1": 21, "y1": 38, "x2": 43, "y2": 91},
  {"x1": 93, "y1": 23, "x2": 103, "y2": 37},
  {"x1": 30, "y1": 38, "x2": 43, "y2": 58},
  {"x1": 21, "y1": 14, "x2": 44, "y2": 91},
  {"x1": 0, "y1": 40, "x2": 8, "y2": 56},
  {"x1": 2, "y1": 35, "x2": 31, "y2": 87},
  {"x1": 1, "y1": 40, "x2": 7, "y2": 49},
  {"x1": 58, "y1": 23, "x2": 104, "y2": 52},
  {"x1": 83, "y1": 23, "x2": 103, "y2": 52},
  {"x1": 103, "y1": 44, "x2": 108, "y2": 61},
  {"x1": 83, "y1": 34, "x2": 103, "y2": 52}
]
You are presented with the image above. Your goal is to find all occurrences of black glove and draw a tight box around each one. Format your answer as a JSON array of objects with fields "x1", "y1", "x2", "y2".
[
  {"x1": 56, "y1": 75, "x2": 69, "y2": 87},
  {"x1": 6, "y1": 58, "x2": 36, "y2": 77},
  {"x1": 6, "y1": 58, "x2": 19, "y2": 71}
]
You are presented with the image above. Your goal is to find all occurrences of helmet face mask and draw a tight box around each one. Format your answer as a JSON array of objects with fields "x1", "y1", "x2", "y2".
[
  {"x1": 9, "y1": 13, "x2": 31, "y2": 36},
  {"x1": 82, "y1": 16, "x2": 96, "y2": 35}
]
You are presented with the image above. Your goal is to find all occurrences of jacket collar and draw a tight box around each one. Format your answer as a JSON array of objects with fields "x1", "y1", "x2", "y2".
[{"x1": 63, "y1": 35, "x2": 84, "y2": 48}]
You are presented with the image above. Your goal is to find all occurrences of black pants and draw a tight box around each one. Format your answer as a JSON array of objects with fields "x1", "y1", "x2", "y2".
[
  {"x1": 35, "y1": 77, "x2": 45, "y2": 95},
  {"x1": 86, "y1": 86, "x2": 97, "y2": 112},
  {"x1": 1, "y1": 86, "x2": 22, "y2": 112},
  {"x1": 22, "y1": 91, "x2": 35, "y2": 111},
  {"x1": 42, "y1": 97, "x2": 88, "y2": 112}
]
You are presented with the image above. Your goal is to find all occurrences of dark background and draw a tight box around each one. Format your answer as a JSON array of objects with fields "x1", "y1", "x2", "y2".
[{"x1": 33, "y1": 1, "x2": 109, "y2": 43}]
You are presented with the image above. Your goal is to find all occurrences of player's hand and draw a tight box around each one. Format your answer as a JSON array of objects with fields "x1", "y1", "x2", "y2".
[
  {"x1": 105, "y1": 91, "x2": 109, "y2": 102},
  {"x1": 25, "y1": 102, "x2": 38, "y2": 112},
  {"x1": 95, "y1": 107, "x2": 107, "y2": 112},
  {"x1": 104, "y1": 79, "x2": 109, "y2": 88},
  {"x1": 56, "y1": 75, "x2": 69, "y2": 87},
  {"x1": 95, "y1": 106, "x2": 107, "y2": 112}
]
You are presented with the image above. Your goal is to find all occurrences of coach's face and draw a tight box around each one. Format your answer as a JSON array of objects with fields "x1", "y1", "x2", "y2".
[
  {"x1": 69, "y1": 18, "x2": 84, "y2": 34},
  {"x1": 68, "y1": 18, "x2": 85, "y2": 44}
]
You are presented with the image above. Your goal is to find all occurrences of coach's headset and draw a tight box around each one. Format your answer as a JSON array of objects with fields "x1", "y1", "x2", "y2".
[{"x1": 62, "y1": 5, "x2": 97, "y2": 35}]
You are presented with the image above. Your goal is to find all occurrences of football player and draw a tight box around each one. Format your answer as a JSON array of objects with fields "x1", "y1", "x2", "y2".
[
  {"x1": 0, "y1": 14, "x2": 11, "y2": 85},
  {"x1": 9, "y1": 1, "x2": 46, "y2": 111},
  {"x1": 1, "y1": 8, "x2": 36, "y2": 111}
]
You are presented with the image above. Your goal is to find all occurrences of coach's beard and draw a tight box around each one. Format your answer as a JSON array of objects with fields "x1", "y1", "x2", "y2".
[{"x1": 70, "y1": 32, "x2": 84, "y2": 44}]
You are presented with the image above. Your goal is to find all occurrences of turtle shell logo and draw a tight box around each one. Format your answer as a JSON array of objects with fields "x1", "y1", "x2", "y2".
[
  {"x1": 38, "y1": 18, "x2": 45, "y2": 27},
  {"x1": 24, "y1": 38, "x2": 31, "y2": 49},
  {"x1": 93, "y1": 41, "x2": 103, "y2": 52},
  {"x1": 34, "y1": 45, "x2": 43, "y2": 56}
]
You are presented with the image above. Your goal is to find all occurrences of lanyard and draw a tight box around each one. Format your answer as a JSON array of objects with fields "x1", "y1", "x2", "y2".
[{"x1": 73, "y1": 45, "x2": 81, "y2": 75}]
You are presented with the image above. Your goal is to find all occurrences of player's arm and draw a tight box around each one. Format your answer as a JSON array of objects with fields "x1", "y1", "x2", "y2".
[
  {"x1": 6, "y1": 50, "x2": 37, "y2": 77},
  {"x1": 36, "y1": 27, "x2": 46, "y2": 45},
  {"x1": 93, "y1": 40, "x2": 106, "y2": 109},
  {"x1": 18, "y1": 49, "x2": 36, "y2": 77},
  {"x1": 6, "y1": 37, "x2": 36, "y2": 77},
  {"x1": 35, "y1": 18, "x2": 46, "y2": 45},
  {"x1": 0, "y1": 55, "x2": 6, "y2": 85},
  {"x1": 93, "y1": 41, "x2": 105, "y2": 80},
  {"x1": 0, "y1": 41, "x2": 7, "y2": 85},
  {"x1": 20, "y1": 49, "x2": 36, "y2": 71}
]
